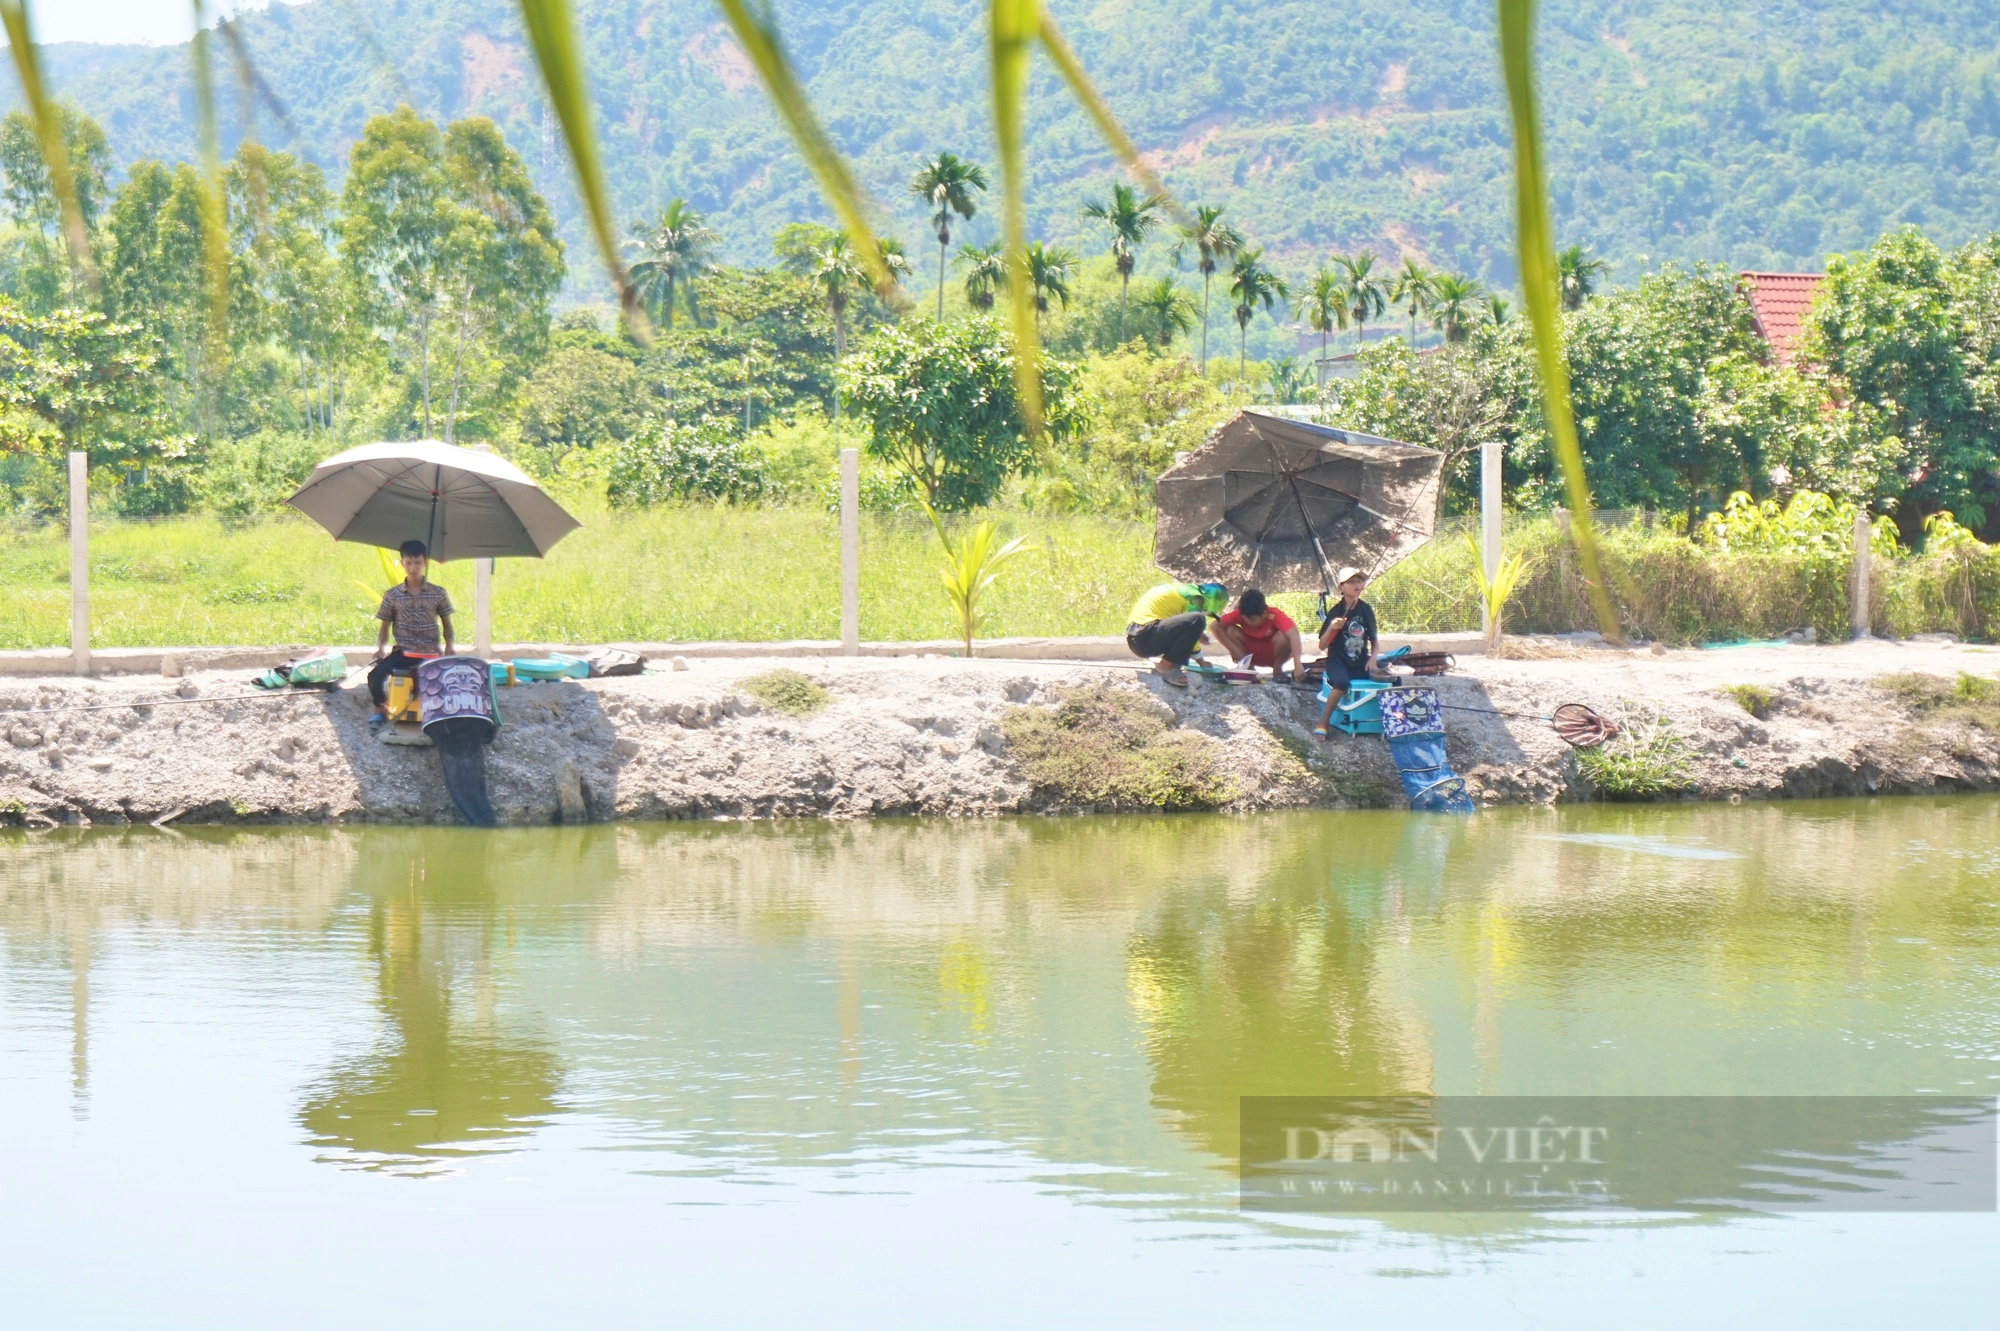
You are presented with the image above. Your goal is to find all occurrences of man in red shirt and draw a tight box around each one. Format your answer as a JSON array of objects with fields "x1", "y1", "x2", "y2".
[{"x1": 1212, "y1": 588, "x2": 1305, "y2": 678}]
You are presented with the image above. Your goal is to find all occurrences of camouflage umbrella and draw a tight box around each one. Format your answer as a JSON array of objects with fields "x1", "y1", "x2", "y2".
[{"x1": 1152, "y1": 411, "x2": 1445, "y2": 594}]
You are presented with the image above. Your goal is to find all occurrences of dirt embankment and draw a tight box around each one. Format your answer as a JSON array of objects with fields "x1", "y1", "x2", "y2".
[{"x1": 1, "y1": 640, "x2": 1997, "y2": 827}]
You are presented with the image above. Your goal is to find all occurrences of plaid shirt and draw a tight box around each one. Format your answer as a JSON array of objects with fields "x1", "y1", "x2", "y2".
[{"x1": 377, "y1": 581, "x2": 454, "y2": 652}]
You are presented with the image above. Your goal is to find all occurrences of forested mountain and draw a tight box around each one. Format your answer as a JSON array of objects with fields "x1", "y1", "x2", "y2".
[{"x1": 31, "y1": 0, "x2": 2000, "y2": 292}]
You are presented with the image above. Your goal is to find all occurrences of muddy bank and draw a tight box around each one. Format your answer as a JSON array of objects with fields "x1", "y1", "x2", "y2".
[{"x1": 1, "y1": 639, "x2": 1997, "y2": 827}]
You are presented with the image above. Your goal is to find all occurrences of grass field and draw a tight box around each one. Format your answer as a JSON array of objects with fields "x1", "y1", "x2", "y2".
[
  {"x1": 4, "y1": 505, "x2": 1988, "y2": 650},
  {"x1": 0, "y1": 506, "x2": 1166, "y2": 649}
]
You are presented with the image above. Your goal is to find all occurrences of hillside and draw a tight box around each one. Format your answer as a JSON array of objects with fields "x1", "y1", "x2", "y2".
[{"x1": 29, "y1": 0, "x2": 2000, "y2": 293}]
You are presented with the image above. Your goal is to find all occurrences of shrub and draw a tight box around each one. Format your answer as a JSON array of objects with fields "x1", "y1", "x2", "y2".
[
  {"x1": 741, "y1": 668, "x2": 829, "y2": 716},
  {"x1": 607, "y1": 418, "x2": 765, "y2": 507},
  {"x1": 1875, "y1": 672, "x2": 2000, "y2": 729},
  {"x1": 1724, "y1": 683, "x2": 1773, "y2": 718},
  {"x1": 1577, "y1": 715, "x2": 1693, "y2": 800},
  {"x1": 1001, "y1": 683, "x2": 1236, "y2": 809}
]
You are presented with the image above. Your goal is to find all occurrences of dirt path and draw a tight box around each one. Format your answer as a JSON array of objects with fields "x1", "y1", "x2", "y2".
[{"x1": 0, "y1": 638, "x2": 1993, "y2": 826}]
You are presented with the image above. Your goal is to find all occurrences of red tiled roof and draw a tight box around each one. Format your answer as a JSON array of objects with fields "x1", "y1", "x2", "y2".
[{"x1": 1739, "y1": 271, "x2": 1824, "y2": 367}]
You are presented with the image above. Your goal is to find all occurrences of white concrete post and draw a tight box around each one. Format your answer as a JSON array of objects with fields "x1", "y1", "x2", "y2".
[
  {"x1": 470, "y1": 444, "x2": 494, "y2": 657},
  {"x1": 474, "y1": 558, "x2": 493, "y2": 657},
  {"x1": 68, "y1": 451, "x2": 88, "y2": 676},
  {"x1": 1480, "y1": 440, "x2": 1503, "y2": 637},
  {"x1": 1851, "y1": 509, "x2": 1872, "y2": 639},
  {"x1": 839, "y1": 448, "x2": 859, "y2": 655}
]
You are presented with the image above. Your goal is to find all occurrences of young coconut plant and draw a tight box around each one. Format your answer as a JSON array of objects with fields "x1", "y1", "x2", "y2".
[
  {"x1": 1465, "y1": 535, "x2": 1530, "y2": 651},
  {"x1": 926, "y1": 505, "x2": 1032, "y2": 659}
]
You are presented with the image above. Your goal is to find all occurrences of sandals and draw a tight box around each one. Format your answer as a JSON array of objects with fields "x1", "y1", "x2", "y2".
[
  {"x1": 1312, "y1": 724, "x2": 1330, "y2": 739},
  {"x1": 1157, "y1": 666, "x2": 1189, "y2": 688}
]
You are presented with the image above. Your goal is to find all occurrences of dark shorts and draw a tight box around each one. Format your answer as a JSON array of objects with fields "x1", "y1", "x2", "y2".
[{"x1": 1126, "y1": 612, "x2": 1208, "y2": 666}]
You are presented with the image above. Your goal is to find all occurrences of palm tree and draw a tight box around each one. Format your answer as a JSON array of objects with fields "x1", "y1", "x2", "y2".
[
  {"x1": 1173, "y1": 204, "x2": 1243, "y2": 374},
  {"x1": 1334, "y1": 251, "x2": 1387, "y2": 350},
  {"x1": 1080, "y1": 182, "x2": 1163, "y2": 344},
  {"x1": 625, "y1": 198, "x2": 718, "y2": 329},
  {"x1": 909, "y1": 152, "x2": 989, "y2": 320},
  {"x1": 1133, "y1": 276, "x2": 1196, "y2": 348},
  {"x1": 1390, "y1": 255, "x2": 1435, "y2": 345},
  {"x1": 958, "y1": 241, "x2": 1006, "y2": 312},
  {"x1": 1428, "y1": 272, "x2": 1488, "y2": 343},
  {"x1": 1555, "y1": 243, "x2": 1611, "y2": 311},
  {"x1": 1227, "y1": 247, "x2": 1288, "y2": 377},
  {"x1": 1269, "y1": 355, "x2": 1315, "y2": 403},
  {"x1": 1296, "y1": 267, "x2": 1349, "y2": 371},
  {"x1": 807, "y1": 233, "x2": 867, "y2": 363},
  {"x1": 1024, "y1": 241, "x2": 1077, "y2": 331},
  {"x1": 1484, "y1": 293, "x2": 1513, "y2": 327},
  {"x1": 877, "y1": 235, "x2": 914, "y2": 290}
]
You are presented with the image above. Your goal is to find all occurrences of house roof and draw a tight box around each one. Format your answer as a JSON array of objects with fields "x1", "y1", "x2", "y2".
[{"x1": 1739, "y1": 271, "x2": 1824, "y2": 367}]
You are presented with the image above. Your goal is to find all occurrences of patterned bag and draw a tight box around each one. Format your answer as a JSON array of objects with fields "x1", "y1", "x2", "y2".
[{"x1": 1378, "y1": 687, "x2": 1474, "y2": 813}]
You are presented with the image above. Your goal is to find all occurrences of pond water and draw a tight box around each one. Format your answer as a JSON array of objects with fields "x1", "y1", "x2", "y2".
[{"x1": 4, "y1": 801, "x2": 1998, "y2": 1328}]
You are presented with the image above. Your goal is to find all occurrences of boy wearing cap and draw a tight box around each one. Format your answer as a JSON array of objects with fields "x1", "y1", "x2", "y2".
[
  {"x1": 1213, "y1": 588, "x2": 1304, "y2": 679},
  {"x1": 1313, "y1": 567, "x2": 1378, "y2": 737},
  {"x1": 1125, "y1": 580, "x2": 1225, "y2": 688}
]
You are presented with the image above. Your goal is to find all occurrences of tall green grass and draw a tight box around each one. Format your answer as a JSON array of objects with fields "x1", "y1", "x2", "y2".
[{"x1": 0, "y1": 507, "x2": 1157, "y2": 649}]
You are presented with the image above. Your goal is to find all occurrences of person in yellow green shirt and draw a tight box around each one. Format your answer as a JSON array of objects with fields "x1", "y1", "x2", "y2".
[{"x1": 1125, "y1": 580, "x2": 1225, "y2": 687}]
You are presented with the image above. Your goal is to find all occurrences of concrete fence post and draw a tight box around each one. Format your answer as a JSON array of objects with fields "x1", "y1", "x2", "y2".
[
  {"x1": 1480, "y1": 440, "x2": 1503, "y2": 637},
  {"x1": 1851, "y1": 509, "x2": 1872, "y2": 639},
  {"x1": 69, "y1": 451, "x2": 88, "y2": 676},
  {"x1": 839, "y1": 448, "x2": 859, "y2": 655},
  {"x1": 474, "y1": 558, "x2": 494, "y2": 657}
]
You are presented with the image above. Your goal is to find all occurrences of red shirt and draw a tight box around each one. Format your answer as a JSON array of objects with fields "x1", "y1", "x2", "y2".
[{"x1": 1216, "y1": 607, "x2": 1296, "y2": 666}]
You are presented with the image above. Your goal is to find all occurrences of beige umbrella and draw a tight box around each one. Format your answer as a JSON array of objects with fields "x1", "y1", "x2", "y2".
[
  {"x1": 1153, "y1": 411, "x2": 1443, "y2": 593},
  {"x1": 286, "y1": 440, "x2": 580, "y2": 560}
]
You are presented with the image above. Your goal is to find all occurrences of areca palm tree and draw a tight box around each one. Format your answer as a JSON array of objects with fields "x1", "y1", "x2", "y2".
[
  {"x1": 1555, "y1": 243, "x2": 1610, "y2": 311},
  {"x1": 1296, "y1": 267, "x2": 1349, "y2": 369},
  {"x1": 625, "y1": 198, "x2": 718, "y2": 329},
  {"x1": 1390, "y1": 255, "x2": 1435, "y2": 345},
  {"x1": 1080, "y1": 182, "x2": 1162, "y2": 344},
  {"x1": 877, "y1": 235, "x2": 914, "y2": 289},
  {"x1": 1024, "y1": 241, "x2": 1077, "y2": 331},
  {"x1": 909, "y1": 152, "x2": 988, "y2": 320},
  {"x1": 807, "y1": 233, "x2": 867, "y2": 362},
  {"x1": 1133, "y1": 276, "x2": 1196, "y2": 348},
  {"x1": 1334, "y1": 251, "x2": 1387, "y2": 349},
  {"x1": 1484, "y1": 293, "x2": 1513, "y2": 327},
  {"x1": 1227, "y1": 247, "x2": 1288, "y2": 377},
  {"x1": 1172, "y1": 204, "x2": 1243, "y2": 374},
  {"x1": 1427, "y1": 272, "x2": 1488, "y2": 343},
  {"x1": 958, "y1": 241, "x2": 1006, "y2": 312}
]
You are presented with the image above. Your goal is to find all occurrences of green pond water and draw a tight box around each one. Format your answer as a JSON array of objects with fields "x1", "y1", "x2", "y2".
[{"x1": 4, "y1": 800, "x2": 1998, "y2": 1328}]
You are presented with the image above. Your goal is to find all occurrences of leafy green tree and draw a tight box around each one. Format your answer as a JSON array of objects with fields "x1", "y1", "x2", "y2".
[
  {"x1": 1803, "y1": 227, "x2": 1989, "y2": 533},
  {"x1": 1555, "y1": 244, "x2": 1611, "y2": 311},
  {"x1": 1173, "y1": 204, "x2": 1242, "y2": 374},
  {"x1": 909, "y1": 152, "x2": 988, "y2": 321},
  {"x1": 517, "y1": 341, "x2": 652, "y2": 455},
  {"x1": 0, "y1": 104, "x2": 109, "y2": 311},
  {"x1": 435, "y1": 117, "x2": 564, "y2": 442},
  {"x1": 1390, "y1": 256, "x2": 1434, "y2": 345},
  {"x1": 959, "y1": 241, "x2": 1006, "y2": 312},
  {"x1": 1080, "y1": 183, "x2": 1162, "y2": 343},
  {"x1": 626, "y1": 198, "x2": 717, "y2": 329},
  {"x1": 1427, "y1": 272, "x2": 1488, "y2": 343},
  {"x1": 0, "y1": 297, "x2": 180, "y2": 493},
  {"x1": 1024, "y1": 241, "x2": 1076, "y2": 331},
  {"x1": 1297, "y1": 267, "x2": 1346, "y2": 364},
  {"x1": 650, "y1": 265, "x2": 840, "y2": 422},
  {"x1": 608, "y1": 416, "x2": 765, "y2": 505},
  {"x1": 340, "y1": 106, "x2": 455, "y2": 436},
  {"x1": 1133, "y1": 276, "x2": 1196, "y2": 349},
  {"x1": 1334, "y1": 251, "x2": 1387, "y2": 349},
  {"x1": 1329, "y1": 339, "x2": 1513, "y2": 514},
  {"x1": 104, "y1": 160, "x2": 217, "y2": 435},
  {"x1": 1227, "y1": 246, "x2": 1287, "y2": 375},
  {"x1": 226, "y1": 144, "x2": 354, "y2": 439},
  {"x1": 839, "y1": 316, "x2": 1082, "y2": 511}
]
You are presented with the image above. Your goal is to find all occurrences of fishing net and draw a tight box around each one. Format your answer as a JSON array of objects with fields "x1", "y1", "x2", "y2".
[{"x1": 1551, "y1": 703, "x2": 1619, "y2": 749}]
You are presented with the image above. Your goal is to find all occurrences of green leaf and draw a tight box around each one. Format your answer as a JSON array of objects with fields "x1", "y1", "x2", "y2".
[
  {"x1": 1496, "y1": 0, "x2": 1620, "y2": 642},
  {"x1": 515, "y1": 0, "x2": 650, "y2": 340}
]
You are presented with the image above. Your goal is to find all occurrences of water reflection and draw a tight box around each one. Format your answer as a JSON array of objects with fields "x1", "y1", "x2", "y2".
[
  {"x1": 3, "y1": 801, "x2": 1998, "y2": 1216},
  {"x1": 298, "y1": 832, "x2": 568, "y2": 1174}
]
